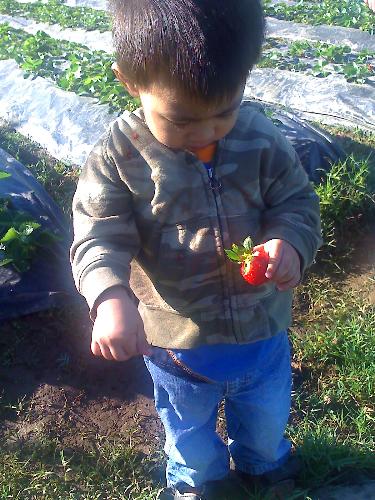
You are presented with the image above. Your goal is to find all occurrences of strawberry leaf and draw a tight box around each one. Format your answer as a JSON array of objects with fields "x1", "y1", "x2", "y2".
[
  {"x1": 242, "y1": 236, "x2": 253, "y2": 251},
  {"x1": 225, "y1": 249, "x2": 240, "y2": 262}
]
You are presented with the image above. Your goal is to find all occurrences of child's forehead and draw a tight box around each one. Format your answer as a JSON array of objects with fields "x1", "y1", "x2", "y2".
[{"x1": 145, "y1": 83, "x2": 244, "y2": 120}]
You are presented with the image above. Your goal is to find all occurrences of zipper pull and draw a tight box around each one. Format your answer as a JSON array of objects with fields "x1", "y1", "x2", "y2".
[{"x1": 207, "y1": 166, "x2": 222, "y2": 192}]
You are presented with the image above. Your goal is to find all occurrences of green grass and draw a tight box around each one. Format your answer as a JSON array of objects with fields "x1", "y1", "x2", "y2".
[
  {"x1": 316, "y1": 155, "x2": 374, "y2": 251},
  {"x1": 0, "y1": 438, "x2": 163, "y2": 499},
  {"x1": 289, "y1": 285, "x2": 375, "y2": 491},
  {"x1": 0, "y1": 120, "x2": 78, "y2": 215}
]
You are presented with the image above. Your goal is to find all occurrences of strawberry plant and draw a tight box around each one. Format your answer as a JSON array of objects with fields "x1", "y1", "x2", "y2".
[
  {"x1": 0, "y1": 171, "x2": 59, "y2": 273},
  {"x1": 0, "y1": 0, "x2": 111, "y2": 32},
  {"x1": 0, "y1": 24, "x2": 139, "y2": 112},
  {"x1": 263, "y1": 0, "x2": 374, "y2": 34},
  {"x1": 261, "y1": 38, "x2": 375, "y2": 84}
]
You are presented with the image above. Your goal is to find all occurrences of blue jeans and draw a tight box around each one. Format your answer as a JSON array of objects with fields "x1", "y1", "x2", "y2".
[{"x1": 144, "y1": 332, "x2": 292, "y2": 491}]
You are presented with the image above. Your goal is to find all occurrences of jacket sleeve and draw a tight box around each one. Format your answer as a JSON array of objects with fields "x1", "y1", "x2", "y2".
[
  {"x1": 70, "y1": 133, "x2": 140, "y2": 319},
  {"x1": 259, "y1": 122, "x2": 323, "y2": 276}
]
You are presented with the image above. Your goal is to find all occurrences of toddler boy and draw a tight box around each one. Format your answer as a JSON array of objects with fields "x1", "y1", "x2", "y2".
[{"x1": 71, "y1": 0, "x2": 322, "y2": 498}]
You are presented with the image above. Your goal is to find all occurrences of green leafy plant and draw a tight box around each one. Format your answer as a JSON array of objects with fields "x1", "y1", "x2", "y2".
[
  {"x1": 0, "y1": 170, "x2": 60, "y2": 273},
  {"x1": 263, "y1": 0, "x2": 374, "y2": 34},
  {"x1": 260, "y1": 38, "x2": 375, "y2": 83},
  {"x1": 0, "y1": 0, "x2": 111, "y2": 32},
  {"x1": 0, "y1": 24, "x2": 139, "y2": 113}
]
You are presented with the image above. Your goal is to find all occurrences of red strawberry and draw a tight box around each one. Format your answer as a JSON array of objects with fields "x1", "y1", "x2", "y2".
[{"x1": 225, "y1": 236, "x2": 269, "y2": 286}]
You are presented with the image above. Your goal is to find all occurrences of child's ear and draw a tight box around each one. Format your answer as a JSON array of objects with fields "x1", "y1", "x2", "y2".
[{"x1": 112, "y1": 62, "x2": 139, "y2": 97}]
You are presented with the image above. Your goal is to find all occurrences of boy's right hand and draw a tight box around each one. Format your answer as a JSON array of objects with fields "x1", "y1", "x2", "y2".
[{"x1": 91, "y1": 286, "x2": 151, "y2": 361}]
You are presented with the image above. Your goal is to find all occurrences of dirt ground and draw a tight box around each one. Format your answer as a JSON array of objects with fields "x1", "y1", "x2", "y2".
[
  {"x1": 0, "y1": 304, "x2": 163, "y2": 455},
  {"x1": 0, "y1": 229, "x2": 374, "y2": 492}
]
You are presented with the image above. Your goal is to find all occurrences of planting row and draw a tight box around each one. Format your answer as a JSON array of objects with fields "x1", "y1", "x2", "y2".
[
  {"x1": 262, "y1": 38, "x2": 375, "y2": 84},
  {"x1": 0, "y1": 58, "x2": 115, "y2": 164},
  {"x1": 0, "y1": 24, "x2": 137, "y2": 112},
  {"x1": 1, "y1": 22, "x2": 373, "y2": 95},
  {"x1": 2, "y1": 0, "x2": 375, "y2": 34},
  {"x1": 263, "y1": 0, "x2": 375, "y2": 34},
  {"x1": 0, "y1": 21, "x2": 374, "y2": 166},
  {"x1": 0, "y1": 0, "x2": 110, "y2": 31}
]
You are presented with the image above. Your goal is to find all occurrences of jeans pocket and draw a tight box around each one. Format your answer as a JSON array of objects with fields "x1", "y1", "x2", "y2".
[{"x1": 146, "y1": 346, "x2": 214, "y2": 384}]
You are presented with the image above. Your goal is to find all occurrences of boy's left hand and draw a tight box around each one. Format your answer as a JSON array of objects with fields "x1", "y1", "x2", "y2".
[{"x1": 254, "y1": 239, "x2": 301, "y2": 291}]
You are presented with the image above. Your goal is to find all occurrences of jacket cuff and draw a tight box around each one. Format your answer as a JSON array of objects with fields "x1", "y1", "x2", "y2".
[{"x1": 79, "y1": 264, "x2": 131, "y2": 321}]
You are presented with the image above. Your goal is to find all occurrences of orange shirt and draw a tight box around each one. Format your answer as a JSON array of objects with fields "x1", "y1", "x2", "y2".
[{"x1": 191, "y1": 143, "x2": 217, "y2": 164}]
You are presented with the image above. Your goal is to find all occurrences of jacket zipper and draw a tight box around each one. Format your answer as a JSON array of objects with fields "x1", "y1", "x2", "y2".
[
  {"x1": 206, "y1": 164, "x2": 222, "y2": 192},
  {"x1": 204, "y1": 154, "x2": 238, "y2": 342}
]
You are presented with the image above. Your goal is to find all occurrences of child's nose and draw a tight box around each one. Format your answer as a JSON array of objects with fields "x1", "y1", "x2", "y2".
[{"x1": 190, "y1": 125, "x2": 216, "y2": 143}]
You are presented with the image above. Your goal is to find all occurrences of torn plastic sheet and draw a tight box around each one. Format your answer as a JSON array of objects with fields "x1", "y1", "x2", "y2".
[
  {"x1": 65, "y1": 0, "x2": 107, "y2": 9},
  {"x1": 245, "y1": 67, "x2": 375, "y2": 131},
  {"x1": 257, "y1": 103, "x2": 345, "y2": 183},
  {"x1": 0, "y1": 148, "x2": 80, "y2": 321},
  {"x1": 0, "y1": 59, "x2": 116, "y2": 165},
  {"x1": 17, "y1": 0, "x2": 109, "y2": 10},
  {"x1": 266, "y1": 17, "x2": 375, "y2": 52},
  {"x1": 0, "y1": 13, "x2": 113, "y2": 52}
]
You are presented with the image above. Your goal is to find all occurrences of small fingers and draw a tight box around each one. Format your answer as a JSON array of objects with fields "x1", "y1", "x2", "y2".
[
  {"x1": 98, "y1": 343, "x2": 114, "y2": 361},
  {"x1": 91, "y1": 341, "x2": 102, "y2": 357},
  {"x1": 265, "y1": 246, "x2": 284, "y2": 280},
  {"x1": 108, "y1": 343, "x2": 131, "y2": 362},
  {"x1": 270, "y1": 257, "x2": 298, "y2": 284}
]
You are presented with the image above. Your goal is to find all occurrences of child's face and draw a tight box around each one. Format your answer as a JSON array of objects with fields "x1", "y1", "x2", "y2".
[
  {"x1": 137, "y1": 84, "x2": 244, "y2": 151},
  {"x1": 113, "y1": 65, "x2": 244, "y2": 151}
]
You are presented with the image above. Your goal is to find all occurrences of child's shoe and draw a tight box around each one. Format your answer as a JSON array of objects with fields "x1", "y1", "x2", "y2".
[
  {"x1": 174, "y1": 490, "x2": 203, "y2": 499},
  {"x1": 237, "y1": 454, "x2": 302, "y2": 498}
]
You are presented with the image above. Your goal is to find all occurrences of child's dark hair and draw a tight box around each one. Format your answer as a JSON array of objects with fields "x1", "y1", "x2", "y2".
[{"x1": 109, "y1": 0, "x2": 265, "y2": 101}]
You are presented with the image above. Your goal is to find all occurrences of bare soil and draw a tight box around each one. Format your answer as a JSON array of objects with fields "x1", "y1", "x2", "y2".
[{"x1": 0, "y1": 304, "x2": 162, "y2": 454}]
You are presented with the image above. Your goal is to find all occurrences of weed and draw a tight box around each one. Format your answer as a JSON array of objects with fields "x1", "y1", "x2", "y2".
[
  {"x1": 315, "y1": 155, "x2": 374, "y2": 252},
  {"x1": 0, "y1": 120, "x2": 78, "y2": 214}
]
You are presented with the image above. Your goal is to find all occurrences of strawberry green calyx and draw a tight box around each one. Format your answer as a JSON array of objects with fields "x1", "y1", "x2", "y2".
[{"x1": 224, "y1": 236, "x2": 254, "y2": 264}]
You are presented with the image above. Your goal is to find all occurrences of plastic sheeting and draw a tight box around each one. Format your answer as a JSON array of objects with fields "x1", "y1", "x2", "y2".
[
  {"x1": 63, "y1": 0, "x2": 107, "y2": 10},
  {"x1": 0, "y1": 59, "x2": 116, "y2": 165},
  {"x1": 245, "y1": 67, "x2": 375, "y2": 131},
  {"x1": 261, "y1": 104, "x2": 345, "y2": 183},
  {"x1": 266, "y1": 17, "x2": 375, "y2": 52},
  {"x1": 0, "y1": 13, "x2": 113, "y2": 52},
  {"x1": 18, "y1": 0, "x2": 107, "y2": 8},
  {"x1": 0, "y1": 57, "x2": 369, "y2": 171},
  {"x1": 0, "y1": 148, "x2": 79, "y2": 321}
]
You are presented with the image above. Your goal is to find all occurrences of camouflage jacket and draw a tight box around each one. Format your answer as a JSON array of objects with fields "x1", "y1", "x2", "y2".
[{"x1": 70, "y1": 102, "x2": 322, "y2": 349}]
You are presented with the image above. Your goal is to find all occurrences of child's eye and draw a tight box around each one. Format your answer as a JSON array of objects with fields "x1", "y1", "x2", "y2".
[
  {"x1": 219, "y1": 110, "x2": 235, "y2": 119},
  {"x1": 172, "y1": 120, "x2": 190, "y2": 128},
  {"x1": 164, "y1": 116, "x2": 190, "y2": 128}
]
